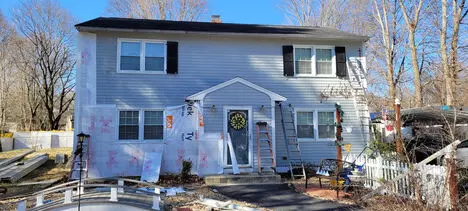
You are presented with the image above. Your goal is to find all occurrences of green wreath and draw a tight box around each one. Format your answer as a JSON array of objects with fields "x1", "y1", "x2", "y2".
[{"x1": 230, "y1": 113, "x2": 246, "y2": 130}]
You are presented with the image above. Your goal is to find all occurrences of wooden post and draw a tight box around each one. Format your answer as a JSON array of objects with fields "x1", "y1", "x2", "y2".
[
  {"x1": 336, "y1": 104, "x2": 342, "y2": 168},
  {"x1": 394, "y1": 99, "x2": 403, "y2": 156},
  {"x1": 447, "y1": 151, "x2": 459, "y2": 210}
]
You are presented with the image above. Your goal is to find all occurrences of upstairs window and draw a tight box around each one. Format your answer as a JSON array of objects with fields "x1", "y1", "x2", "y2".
[
  {"x1": 118, "y1": 39, "x2": 166, "y2": 73},
  {"x1": 294, "y1": 48, "x2": 313, "y2": 75},
  {"x1": 316, "y1": 49, "x2": 333, "y2": 75},
  {"x1": 120, "y1": 42, "x2": 141, "y2": 71},
  {"x1": 293, "y1": 46, "x2": 335, "y2": 76}
]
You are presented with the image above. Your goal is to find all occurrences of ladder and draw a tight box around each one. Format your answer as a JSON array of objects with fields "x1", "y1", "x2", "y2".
[
  {"x1": 69, "y1": 137, "x2": 90, "y2": 180},
  {"x1": 278, "y1": 103, "x2": 306, "y2": 179},
  {"x1": 256, "y1": 122, "x2": 276, "y2": 174}
]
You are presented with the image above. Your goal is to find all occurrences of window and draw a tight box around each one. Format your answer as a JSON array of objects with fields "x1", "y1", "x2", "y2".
[
  {"x1": 119, "y1": 111, "x2": 139, "y2": 140},
  {"x1": 316, "y1": 49, "x2": 333, "y2": 75},
  {"x1": 118, "y1": 110, "x2": 164, "y2": 141},
  {"x1": 118, "y1": 39, "x2": 166, "y2": 72},
  {"x1": 293, "y1": 46, "x2": 335, "y2": 76},
  {"x1": 297, "y1": 112, "x2": 314, "y2": 139},
  {"x1": 295, "y1": 48, "x2": 312, "y2": 75},
  {"x1": 145, "y1": 43, "x2": 165, "y2": 71},
  {"x1": 296, "y1": 110, "x2": 336, "y2": 141},
  {"x1": 120, "y1": 42, "x2": 141, "y2": 71},
  {"x1": 144, "y1": 111, "x2": 164, "y2": 140},
  {"x1": 318, "y1": 111, "x2": 335, "y2": 139}
]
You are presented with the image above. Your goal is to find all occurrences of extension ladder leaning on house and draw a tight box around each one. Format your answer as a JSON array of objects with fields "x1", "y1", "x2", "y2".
[{"x1": 278, "y1": 103, "x2": 306, "y2": 179}]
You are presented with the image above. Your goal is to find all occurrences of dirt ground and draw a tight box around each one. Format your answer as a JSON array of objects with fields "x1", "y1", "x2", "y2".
[{"x1": 0, "y1": 148, "x2": 72, "y2": 199}]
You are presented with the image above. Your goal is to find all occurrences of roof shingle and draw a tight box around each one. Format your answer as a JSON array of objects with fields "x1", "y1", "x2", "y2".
[{"x1": 75, "y1": 17, "x2": 369, "y2": 41}]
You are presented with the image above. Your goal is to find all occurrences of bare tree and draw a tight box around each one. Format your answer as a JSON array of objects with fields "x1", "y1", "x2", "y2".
[
  {"x1": 12, "y1": 0, "x2": 75, "y2": 130},
  {"x1": 0, "y1": 11, "x2": 15, "y2": 132},
  {"x1": 107, "y1": 0, "x2": 207, "y2": 21},
  {"x1": 371, "y1": 0, "x2": 407, "y2": 106},
  {"x1": 398, "y1": 0, "x2": 424, "y2": 107},
  {"x1": 440, "y1": 0, "x2": 467, "y2": 106},
  {"x1": 280, "y1": 0, "x2": 350, "y2": 28}
]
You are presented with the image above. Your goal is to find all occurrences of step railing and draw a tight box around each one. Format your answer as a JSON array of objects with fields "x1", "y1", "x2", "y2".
[{"x1": 17, "y1": 177, "x2": 163, "y2": 211}]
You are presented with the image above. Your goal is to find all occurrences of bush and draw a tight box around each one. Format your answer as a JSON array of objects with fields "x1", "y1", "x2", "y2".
[{"x1": 181, "y1": 160, "x2": 192, "y2": 182}]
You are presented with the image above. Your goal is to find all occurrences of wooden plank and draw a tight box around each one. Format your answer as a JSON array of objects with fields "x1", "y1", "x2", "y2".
[
  {"x1": 0, "y1": 154, "x2": 49, "y2": 183},
  {"x1": 0, "y1": 149, "x2": 34, "y2": 168}
]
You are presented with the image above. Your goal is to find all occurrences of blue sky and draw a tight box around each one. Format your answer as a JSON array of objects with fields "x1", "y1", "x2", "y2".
[{"x1": 0, "y1": 0, "x2": 286, "y2": 25}]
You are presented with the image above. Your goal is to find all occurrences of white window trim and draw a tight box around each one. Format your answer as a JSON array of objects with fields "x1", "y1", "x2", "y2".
[
  {"x1": 117, "y1": 108, "x2": 165, "y2": 142},
  {"x1": 295, "y1": 108, "x2": 337, "y2": 142},
  {"x1": 117, "y1": 38, "x2": 167, "y2": 74},
  {"x1": 293, "y1": 45, "x2": 336, "y2": 77}
]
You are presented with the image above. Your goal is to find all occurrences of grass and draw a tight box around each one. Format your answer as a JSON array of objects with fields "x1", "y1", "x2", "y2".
[
  {"x1": 0, "y1": 147, "x2": 72, "y2": 183},
  {"x1": 0, "y1": 149, "x2": 31, "y2": 160}
]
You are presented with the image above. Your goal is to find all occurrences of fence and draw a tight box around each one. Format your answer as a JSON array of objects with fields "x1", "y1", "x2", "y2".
[
  {"x1": 346, "y1": 154, "x2": 448, "y2": 206},
  {"x1": 12, "y1": 131, "x2": 74, "y2": 149}
]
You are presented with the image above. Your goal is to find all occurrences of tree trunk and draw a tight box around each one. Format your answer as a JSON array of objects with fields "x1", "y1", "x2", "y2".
[
  {"x1": 408, "y1": 31, "x2": 422, "y2": 107},
  {"x1": 440, "y1": 0, "x2": 452, "y2": 106}
]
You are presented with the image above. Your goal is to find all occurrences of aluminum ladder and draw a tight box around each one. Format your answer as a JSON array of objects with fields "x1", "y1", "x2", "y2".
[{"x1": 278, "y1": 103, "x2": 306, "y2": 179}]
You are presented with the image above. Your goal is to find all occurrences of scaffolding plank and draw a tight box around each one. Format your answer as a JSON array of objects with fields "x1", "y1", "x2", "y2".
[
  {"x1": 0, "y1": 154, "x2": 49, "y2": 183},
  {"x1": 0, "y1": 149, "x2": 35, "y2": 169}
]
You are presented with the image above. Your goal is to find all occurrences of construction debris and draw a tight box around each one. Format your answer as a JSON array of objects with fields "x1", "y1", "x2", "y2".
[
  {"x1": 0, "y1": 154, "x2": 49, "y2": 183},
  {"x1": 54, "y1": 153, "x2": 66, "y2": 164},
  {"x1": 0, "y1": 149, "x2": 34, "y2": 169},
  {"x1": 197, "y1": 196, "x2": 260, "y2": 211}
]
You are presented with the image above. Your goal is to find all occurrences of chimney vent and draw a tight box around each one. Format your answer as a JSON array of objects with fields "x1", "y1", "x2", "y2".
[{"x1": 211, "y1": 15, "x2": 221, "y2": 23}]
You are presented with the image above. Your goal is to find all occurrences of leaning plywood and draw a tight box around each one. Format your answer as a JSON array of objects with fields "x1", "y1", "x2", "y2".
[
  {"x1": 0, "y1": 149, "x2": 35, "y2": 169},
  {"x1": 0, "y1": 153, "x2": 49, "y2": 183}
]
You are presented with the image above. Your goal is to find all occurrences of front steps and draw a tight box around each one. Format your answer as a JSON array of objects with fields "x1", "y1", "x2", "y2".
[{"x1": 205, "y1": 173, "x2": 282, "y2": 186}]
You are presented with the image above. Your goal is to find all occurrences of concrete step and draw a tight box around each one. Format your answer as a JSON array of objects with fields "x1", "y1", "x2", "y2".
[{"x1": 205, "y1": 173, "x2": 282, "y2": 186}]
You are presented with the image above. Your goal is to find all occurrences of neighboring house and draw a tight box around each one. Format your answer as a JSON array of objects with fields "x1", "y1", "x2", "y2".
[{"x1": 73, "y1": 17, "x2": 370, "y2": 178}]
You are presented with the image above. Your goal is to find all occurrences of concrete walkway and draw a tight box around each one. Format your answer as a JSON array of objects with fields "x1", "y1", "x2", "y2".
[{"x1": 215, "y1": 184, "x2": 362, "y2": 211}]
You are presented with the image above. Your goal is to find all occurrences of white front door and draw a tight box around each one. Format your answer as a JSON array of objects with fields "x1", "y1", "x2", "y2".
[{"x1": 223, "y1": 106, "x2": 252, "y2": 167}]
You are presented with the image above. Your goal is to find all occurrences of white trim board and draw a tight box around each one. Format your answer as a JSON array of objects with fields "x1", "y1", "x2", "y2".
[{"x1": 186, "y1": 77, "x2": 287, "y2": 102}]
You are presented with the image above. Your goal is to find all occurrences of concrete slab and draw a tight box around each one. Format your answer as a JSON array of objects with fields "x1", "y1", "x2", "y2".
[
  {"x1": 205, "y1": 173, "x2": 282, "y2": 186},
  {"x1": 215, "y1": 184, "x2": 362, "y2": 211}
]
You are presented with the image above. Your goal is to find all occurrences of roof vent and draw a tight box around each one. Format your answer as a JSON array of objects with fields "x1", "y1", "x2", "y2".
[{"x1": 211, "y1": 15, "x2": 221, "y2": 23}]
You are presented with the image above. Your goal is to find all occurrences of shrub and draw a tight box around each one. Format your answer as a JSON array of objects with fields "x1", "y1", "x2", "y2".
[{"x1": 181, "y1": 160, "x2": 192, "y2": 182}]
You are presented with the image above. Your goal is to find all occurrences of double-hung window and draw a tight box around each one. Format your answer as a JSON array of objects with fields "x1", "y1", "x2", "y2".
[
  {"x1": 119, "y1": 111, "x2": 139, "y2": 140},
  {"x1": 294, "y1": 46, "x2": 335, "y2": 76},
  {"x1": 297, "y1": 111, "x2": 314, "y2": 139},
  {"x1": 118, "y1": 110, "x2": 164, "y2": 141},
  {"x1": 118, "y1": 39, "x2": 166, "y2": 73},
  {"x1": 296, "y1": 110, "x2": 336, "y2": 141},
  {"x1": 318, "y1": 111, "x2": 335, "y2": 139}
]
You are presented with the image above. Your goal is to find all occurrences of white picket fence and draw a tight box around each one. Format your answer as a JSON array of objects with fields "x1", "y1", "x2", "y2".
[{"x1": 346, "y1": 154, "x2": 448, "y2": 205}]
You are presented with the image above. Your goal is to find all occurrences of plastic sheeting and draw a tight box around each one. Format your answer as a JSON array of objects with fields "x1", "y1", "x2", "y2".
[
  {"x1": 141, "y1": 152, "x2": 163, "y2": 183},
  {"x1": 197, "y1": 133, "x2": 224, "y2": 176}
]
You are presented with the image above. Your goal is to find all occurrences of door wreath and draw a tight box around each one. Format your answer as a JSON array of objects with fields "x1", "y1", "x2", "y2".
[{"x1": 230, "y1": 113, "x2": 246, "y2": 130}]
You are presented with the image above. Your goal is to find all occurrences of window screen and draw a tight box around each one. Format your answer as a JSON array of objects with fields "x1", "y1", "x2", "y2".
[
  {"x1": 297, "y1": 112, "x2": 314, "y2": 138},
  {"x1": 144, "y1": 111, "x2": 164, "y2": 139},
  {"x1": 120, "y1": 42, "x2": 140, "y2": 70}
]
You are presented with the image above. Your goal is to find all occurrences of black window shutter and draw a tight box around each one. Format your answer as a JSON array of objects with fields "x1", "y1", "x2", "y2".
[
  {"x1": 335, "y1": 46, "x2": 347, "y2": 77},
  {"x1": 166, "y1": 41, "x2": 178, "y2": 74},
  {"x1": 283, "y1": 45, "x2": 294, "y2": 76}
]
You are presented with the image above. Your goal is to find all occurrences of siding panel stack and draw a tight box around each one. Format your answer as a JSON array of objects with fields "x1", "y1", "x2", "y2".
[{"x1": 0, "y1": 154, "x2": 49, "y2": 183}]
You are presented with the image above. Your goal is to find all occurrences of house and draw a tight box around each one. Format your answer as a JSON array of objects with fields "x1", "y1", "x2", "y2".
[{"x1": 73, "y1": 16, "x2": 370, "y2": 178}]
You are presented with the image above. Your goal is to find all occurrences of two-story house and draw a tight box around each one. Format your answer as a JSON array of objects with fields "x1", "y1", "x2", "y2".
[{"x1": 73, "y1": 17, "x2": 370, "y2": 178}]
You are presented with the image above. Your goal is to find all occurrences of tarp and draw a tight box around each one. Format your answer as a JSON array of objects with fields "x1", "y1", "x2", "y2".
[{"x1": 163, "y1": 102, "x2": 205, "y2": 174}]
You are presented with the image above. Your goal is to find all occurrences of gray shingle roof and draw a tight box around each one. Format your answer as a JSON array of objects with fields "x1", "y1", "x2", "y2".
[{"x1": 75, "y1": 17, "x2": 369, "y2": 41}]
